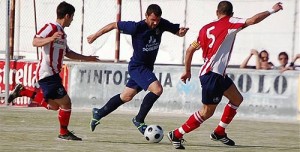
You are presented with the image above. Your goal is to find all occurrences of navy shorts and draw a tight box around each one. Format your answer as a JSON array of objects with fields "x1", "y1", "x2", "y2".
[
  {"x1": 38, "y1": 73, "x2": 67, "y2": 101},
  {"x1": 200, "y1": 72, "x2": 233, "y2": 105},
  {"x1": 126, "y1": 65, "x2": 157, "y2": 92}
]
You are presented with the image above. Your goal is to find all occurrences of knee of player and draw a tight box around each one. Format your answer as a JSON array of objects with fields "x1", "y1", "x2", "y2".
[
  {"x1": 59, "y1": 101, "x2": 72, "y2": 109},
  {"x1": 50, "y1": 106, "x2": 59, "y2": 111},
  {"x1": 46, "y1": 102, "x2": 59, "y2": 111},
  {"x1": 120, "y1": 95, "x2": 133, "y2": 102},
  {"x1": 237, "y1": 95, "x2": 244, "y2": 104},
  {"x1": 153, "y1": 87, "x2": 163, "y2": 96},
  {"x1": 240, "y1": 96, "x2": 244, "y2": 102},
  {"x1": 232, "y1": 96, "x2": 243, "y2": 107},
  {"x1": 200, "y1": 112, "x2": 214, "y2": 120}
]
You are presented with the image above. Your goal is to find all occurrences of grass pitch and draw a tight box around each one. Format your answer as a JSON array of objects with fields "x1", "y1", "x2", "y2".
[{"x1": 0, "y1": 107, "x2": 299, "y2": 152}]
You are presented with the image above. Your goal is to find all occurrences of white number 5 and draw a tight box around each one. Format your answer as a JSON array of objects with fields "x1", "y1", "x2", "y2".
[{"x1": 206, "y1": 26, "x2": 215, "y2": 48}]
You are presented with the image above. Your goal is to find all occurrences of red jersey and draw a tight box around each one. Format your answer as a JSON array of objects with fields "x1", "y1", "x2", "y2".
[
  {"x1": 35, "y1": 22, "x2": 70, "y2": 80},
  {"x1": 198, "y1": 16, "x2": 246, "y2": 76}
]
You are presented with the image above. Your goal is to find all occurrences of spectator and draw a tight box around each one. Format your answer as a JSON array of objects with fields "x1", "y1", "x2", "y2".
[
  {"x1": 281, "y1": 53, "x2": 300, "y2": 72},
  {"x1": 274, "y1": 51, "x2": 289, "y2": 70},
  {"x1": 240, "y1": 49, "x2": 274, "y2": 69},
  {"x1": 290, "y1": 54, "x2": 300, "y2": 67}
]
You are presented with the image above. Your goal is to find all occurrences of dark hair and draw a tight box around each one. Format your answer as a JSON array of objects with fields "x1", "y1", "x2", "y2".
[
  {"x1": 56, "y1": 1, "x2": 75, "y2": 19},
  {"x1": 259, "y1": 50, "x2": 269, "y2": 59},
  {"x1": 217, "y1": 1, "x2": 233, "y2": 16},
  {"x1": 146, "y1": 4, "x2": 162, "y2": 17},
  {"x1": 278, "y1": 52, "x2": 289, "y2": 60}
]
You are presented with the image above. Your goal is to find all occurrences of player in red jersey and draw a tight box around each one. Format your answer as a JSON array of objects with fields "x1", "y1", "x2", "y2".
[
  {"x1": 168, "y1": 1, "x2": 283, "y2": 149},
  {"x1": 8, "y1": 1, "x2": 99, "y2": 141}
]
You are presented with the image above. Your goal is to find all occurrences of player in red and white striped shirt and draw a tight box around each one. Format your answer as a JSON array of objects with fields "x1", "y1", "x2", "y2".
[
  {"x1": 8, "y1": 1, "x2": 99, "y2": 141},
  {"x1": 35, "y1": 22, "x2": 69, "y2": 80},
  {"x1": 168, "y1": 1, "x2": 283, "y2": 149}
]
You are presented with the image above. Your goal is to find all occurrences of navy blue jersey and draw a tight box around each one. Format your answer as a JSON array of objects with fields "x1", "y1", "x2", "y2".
[{"x1": 118, "y1": 18, "x2": 179, "y2": 69}]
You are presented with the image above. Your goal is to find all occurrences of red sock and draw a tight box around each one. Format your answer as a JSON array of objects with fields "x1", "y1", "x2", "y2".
[
  {"x1": 32, "y1": 90, "x2": 49, "y2": 109},
  {"x1": 20, "y1": 87, "x2": 35, "y2": 98},
  {"x1": 174, "y1": 111, "x2": 204, "y2": 138},
  {"x1": 20, "y1": 88, "x2": 49, "y2": 109},
  {"x1": 58, "y1": 108, "x2": 71, "y2": 135},
  {"x1": 214, "y1": 103, "x2": 238, "y2": 135}
]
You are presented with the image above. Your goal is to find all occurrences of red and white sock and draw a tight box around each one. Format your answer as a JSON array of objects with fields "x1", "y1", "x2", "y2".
[
  {"x1": 174, "y1": 111, "x2": 204, "y2": 138},
  {"x1": 58, "y1": 108, "x2": 71, "y2": 135},
  {"x1": 214, "y1": 103, "x2": 238, "y2": 135}
]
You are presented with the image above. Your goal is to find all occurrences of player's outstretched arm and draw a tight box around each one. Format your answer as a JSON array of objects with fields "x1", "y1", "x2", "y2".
[
  {"x1": 65, "y1": 50, "x2": 100, "y2": 62},
  {"x1": 244, "y1": 2, "x2": 283, "y2": 28},
  {"x1": 87, "y1": 22, "x2": 118, "y2": 44},
  {"x1": 176, "y1": 27, "x2": 189, "y2": 37}
]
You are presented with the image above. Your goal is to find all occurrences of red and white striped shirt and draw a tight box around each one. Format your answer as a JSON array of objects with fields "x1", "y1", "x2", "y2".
[
  {"x1": 198, "y1": 16, "x2": 246, "y2": 76},
  {"x1": 35, "y1": 22, "x2": 70, "y2": 80}
]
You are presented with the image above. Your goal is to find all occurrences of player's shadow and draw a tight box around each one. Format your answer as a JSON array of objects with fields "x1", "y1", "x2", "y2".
[
  {"x1": 94, "y1": 139, "x2": 299, "y2": 151},
  {"x1": 94, "y1": 139, "x2": 154, "y2": 145},
  {"x1": 187, "y1": 143, "x2": 299, "y2": 151}
]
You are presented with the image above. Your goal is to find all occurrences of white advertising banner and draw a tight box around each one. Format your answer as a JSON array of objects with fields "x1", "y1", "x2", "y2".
[{"x1": 68, "y1": 62, "x2": 300, "y2": 121}]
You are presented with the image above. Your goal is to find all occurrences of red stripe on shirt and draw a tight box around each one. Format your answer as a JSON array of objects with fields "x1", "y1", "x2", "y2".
[
  {"x1": 57, "y1": 48, "x2": 63, "y2": 71},
  {"x1": 49, "y1": 23, "x2": 58, "y2": 75},
  {"x1": 36, "y1": 53, "x2": 43, "y2": 80},
  {"x1": 37, "y1": 24, "x2": 48, "y2": 35}
]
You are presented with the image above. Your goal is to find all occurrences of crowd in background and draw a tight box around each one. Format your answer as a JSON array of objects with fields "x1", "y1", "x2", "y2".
[{"x1": 240, "y1": 49, "x2": 300, "y2": 72}]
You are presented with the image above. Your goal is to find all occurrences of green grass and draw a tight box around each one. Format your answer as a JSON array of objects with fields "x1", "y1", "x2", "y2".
[{"x1": 0, "y1": 107, "x2": 299, "y2": 152}]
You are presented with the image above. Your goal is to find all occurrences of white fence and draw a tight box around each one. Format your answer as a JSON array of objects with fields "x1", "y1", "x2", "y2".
[{"x1": 0, "y1": 0, "x2": 299, "y2": 66}]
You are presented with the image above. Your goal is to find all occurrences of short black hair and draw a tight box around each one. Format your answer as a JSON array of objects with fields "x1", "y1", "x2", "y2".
[
  {"x1": 217, "y1": 1, "x2": 233, "y2": 16},
  {"x1": 146, "y1": 4, "x2": 162, "y2": 17},
  {"x1": 278, "y1": 52, "x2": 289, "y2": 59},
  {"x1": 56, "y1": 1, "x2": 75, "y2": 19}
]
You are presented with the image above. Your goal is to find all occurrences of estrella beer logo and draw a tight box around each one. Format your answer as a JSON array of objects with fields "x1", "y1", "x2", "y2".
[{"x1": 0, "y1": 61, "x2": 38, "y2": 105}]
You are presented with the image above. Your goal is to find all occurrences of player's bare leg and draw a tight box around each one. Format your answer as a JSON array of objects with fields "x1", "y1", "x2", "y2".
[
  {"x1": 168, "y1": 104, "x2": 217, "y2": 149},
  {"x1": 211, "y1": 83, "x2": 243, "y2": 146},
  {"x1": 51, "y1": 95, "x2": 81, "y2": 141}
]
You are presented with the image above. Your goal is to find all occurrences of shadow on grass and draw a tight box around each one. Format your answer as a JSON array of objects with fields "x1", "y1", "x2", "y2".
[{"x1": 93, "y1": 139, "x2": 299, "y2": 151}]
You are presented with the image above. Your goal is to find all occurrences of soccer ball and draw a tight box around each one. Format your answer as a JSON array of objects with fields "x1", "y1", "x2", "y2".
[{"x1": 144, "y1": 125, "x2": 164, "y2": 143}]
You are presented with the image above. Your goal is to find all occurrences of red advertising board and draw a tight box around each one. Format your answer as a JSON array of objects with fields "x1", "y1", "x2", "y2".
[{"x1": 0, "y1": 60, "x2": 68, "y2": 106}]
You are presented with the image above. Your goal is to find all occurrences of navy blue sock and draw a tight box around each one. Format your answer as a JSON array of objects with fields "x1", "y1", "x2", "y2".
[
  {"x1": 135, "y1": 92, "x2": 160, "y2": 123},
  {"x1": 97, "y1": 94, "x2": 124, "y2": 119}
]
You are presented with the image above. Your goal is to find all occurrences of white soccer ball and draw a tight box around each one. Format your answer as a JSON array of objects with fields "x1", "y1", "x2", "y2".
[{"x1": 144, "y1": 125, "x2": 164, "y2": 143}]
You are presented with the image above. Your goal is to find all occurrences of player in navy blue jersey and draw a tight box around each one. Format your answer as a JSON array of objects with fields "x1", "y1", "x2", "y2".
[{"x1": 87, "y1": 4, "x2": 189, "y2": 135}]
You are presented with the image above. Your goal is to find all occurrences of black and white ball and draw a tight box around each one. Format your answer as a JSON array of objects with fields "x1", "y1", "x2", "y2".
[{"x1": 144, "y1": 125, "x2": 164, "y2": 143}]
